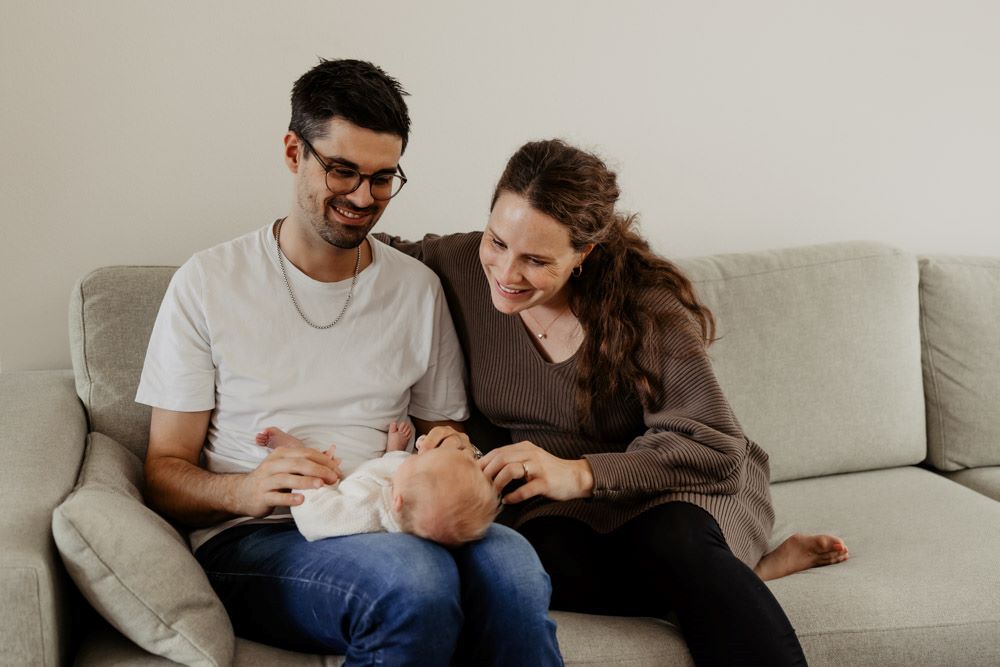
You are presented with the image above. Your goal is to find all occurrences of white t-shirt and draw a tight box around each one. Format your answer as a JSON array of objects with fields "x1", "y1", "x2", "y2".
[
  {"x1": 136, "y1": 221, "x2": 469, "y2": 551},
  {"x1": 291, "y1": 450, "x2": 410, "y2": 541}
]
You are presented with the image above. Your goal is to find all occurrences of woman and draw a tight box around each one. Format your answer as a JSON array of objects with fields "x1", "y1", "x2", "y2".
[{"x1": 388, "y1": 139, "x2": 846, "y2": 665}]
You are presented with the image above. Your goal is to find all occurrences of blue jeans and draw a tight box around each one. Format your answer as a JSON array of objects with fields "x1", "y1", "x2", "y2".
[{"x1": 195, "y1": 521, "x2": 562, "y2": 666}]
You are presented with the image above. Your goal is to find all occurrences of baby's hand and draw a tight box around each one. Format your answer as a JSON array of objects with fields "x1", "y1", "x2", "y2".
[{"x1": 386, "y1": 421, "x2": 413, "y2": 452}]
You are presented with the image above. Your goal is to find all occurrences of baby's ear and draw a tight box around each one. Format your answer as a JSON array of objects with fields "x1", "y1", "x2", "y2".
[{"x1": 393, "y1": 492, "x2": 405, "y2": 513}]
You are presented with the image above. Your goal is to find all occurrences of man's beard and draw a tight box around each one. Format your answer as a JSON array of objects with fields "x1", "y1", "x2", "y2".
[{"x1": 314, "y1": 196, "x2": 380, "y2": 249}]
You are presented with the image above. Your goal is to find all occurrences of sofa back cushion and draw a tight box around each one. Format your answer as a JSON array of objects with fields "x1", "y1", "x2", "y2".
[
  {"x1": 677, "y1": 241, "x2": 926, "y2": 482},
  {"x1": 70, "y1": 243, "x2": 927, "y2": 481},
  {"x1": 919, "y1": 255, "x2": 1000, "y2": 471},
  {"x1": 69, "y1": 266, "x2": 177, "y2": 460}
]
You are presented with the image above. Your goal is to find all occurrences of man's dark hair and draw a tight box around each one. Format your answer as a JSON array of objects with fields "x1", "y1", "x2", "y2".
[{"x1": 289, "y1": 58, "x2": 411, "y2": 152}]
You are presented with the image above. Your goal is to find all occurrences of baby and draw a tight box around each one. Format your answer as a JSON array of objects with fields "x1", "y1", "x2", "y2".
[{"x1": 255, "y1": 423, "x2": 500, "y2": 547}]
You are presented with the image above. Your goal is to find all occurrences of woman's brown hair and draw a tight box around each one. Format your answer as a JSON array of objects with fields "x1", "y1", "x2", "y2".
[{"x1": 491, "y1": 139, "x2": 715, "y2": 425}]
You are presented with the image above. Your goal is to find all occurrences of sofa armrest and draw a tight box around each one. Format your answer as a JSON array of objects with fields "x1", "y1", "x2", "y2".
[{"x1": 0, "y1": 370, "x2": 88, "y2": 667}]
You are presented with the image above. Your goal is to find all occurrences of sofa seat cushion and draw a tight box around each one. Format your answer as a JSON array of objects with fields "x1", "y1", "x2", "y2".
[
  {"x1": 945, "y1": 466, "x2": 1000, "y2": 502},
  {"x1": 51, "y1": 433, "x2": 234, "y2": 667},
  {"x1": 70, "y1": 465, "x2": 1000, "y2": 666},
  {"x1": 77, "y1": 615, "x2": 347, "y2": 667},
  {"x1": 768, "y1": 466, "x2": 1000, "y2": 665},
  {"x1": 78, "y1": 612, "x2": 695, "y2": 666},
  {"x1": 919, "y1": 255, "x2": 1000, "y2": 471}
]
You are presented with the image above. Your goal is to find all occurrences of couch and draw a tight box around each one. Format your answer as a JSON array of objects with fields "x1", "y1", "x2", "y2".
[{"x1": 3, "y1": 240, "x2": 999, "y2": 666}]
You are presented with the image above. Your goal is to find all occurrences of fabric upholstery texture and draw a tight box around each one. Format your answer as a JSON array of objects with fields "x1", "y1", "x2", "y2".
[
  {"x1": 677, "y1": 241, "x2": 926, "y2": 482},
  {"x1": 768, "y1": 467, "x2": 1000, "y2": 665},
  {"x1": 919, "y1": 255, "x2": 1000, "y2": 471},
  {"x1": 945, "y1": 466, "x2": 1000, "y2": 502},
  {"x1": 1, "y1": 370, "x2": 87, "y2": 667},
  {"x1": 51, "y1": 432, "x2": 234, "y2": 667},
  {"x1": 77, "y1": 617, "x2": 348, "y2": 667},
  {"x1": 53, "y1": 243, "x2": 1000, "y2": 665},
  {"x1": 69, "y1": 266, "x2": 177, "y2": 460},
  {"x1": 80, "y1": 610, "x2": 686, "y2": 667}
]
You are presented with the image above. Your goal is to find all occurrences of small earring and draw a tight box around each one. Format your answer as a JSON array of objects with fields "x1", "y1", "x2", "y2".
[{"x1": 572, "y1": 264, "x2": 583, "y2": 277}]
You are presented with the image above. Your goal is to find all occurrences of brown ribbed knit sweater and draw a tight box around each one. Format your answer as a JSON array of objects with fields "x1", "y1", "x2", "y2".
[{"x1": 377, "y1": 231, "x2": 774, "y2": 567}]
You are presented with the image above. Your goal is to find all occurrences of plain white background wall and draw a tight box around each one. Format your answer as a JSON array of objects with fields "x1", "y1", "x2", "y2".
[{"x1": 2, "y1": 1, "x2": 998, "y2": 372}]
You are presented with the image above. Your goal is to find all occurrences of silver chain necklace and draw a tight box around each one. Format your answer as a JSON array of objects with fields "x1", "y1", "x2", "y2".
[{"x1": 274, "y1": 218, "x2": 360, "y2": 329}]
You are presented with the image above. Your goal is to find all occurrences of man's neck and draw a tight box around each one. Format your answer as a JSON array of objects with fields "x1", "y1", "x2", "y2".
[{"x1": 277, "y1": 216, "x2": 372, "y2": 283}]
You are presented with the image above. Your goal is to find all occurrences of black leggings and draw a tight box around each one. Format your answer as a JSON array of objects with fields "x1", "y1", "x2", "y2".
[{"x1": 519, "y1": 502, "x2": 807, "y2": 666}]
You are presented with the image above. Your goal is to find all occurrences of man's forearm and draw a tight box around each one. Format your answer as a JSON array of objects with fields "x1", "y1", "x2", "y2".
[{"x1": 145, "y1": 456, "x2": 247, "y2": 528}]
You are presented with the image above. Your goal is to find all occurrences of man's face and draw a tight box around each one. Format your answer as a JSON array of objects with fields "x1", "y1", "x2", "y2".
[{"x1": 290, "y1": 117, "x2": 404, "y2": 249}]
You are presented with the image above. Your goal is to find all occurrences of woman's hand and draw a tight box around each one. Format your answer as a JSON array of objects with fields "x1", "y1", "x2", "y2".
[{"x1": 480, "y1": 441, "x2": 594, "y2": 504}]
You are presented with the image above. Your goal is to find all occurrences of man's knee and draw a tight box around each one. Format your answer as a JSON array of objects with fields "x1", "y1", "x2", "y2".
[
  {"x1": 364, "y1": 540, "x2": 462, "y2": 619},
  {"x1": 458, "y1": 524, "x2": 552, "y2": 610}
]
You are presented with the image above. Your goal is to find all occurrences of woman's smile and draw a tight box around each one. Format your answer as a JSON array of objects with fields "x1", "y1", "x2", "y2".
[{"x1": 494, "y1": 279, "x2": 532, "y2": 299}]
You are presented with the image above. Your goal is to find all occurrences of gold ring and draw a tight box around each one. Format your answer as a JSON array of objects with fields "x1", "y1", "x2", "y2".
[{"x1": 522, "y1": 462, "x2": 529, "y2": 479}]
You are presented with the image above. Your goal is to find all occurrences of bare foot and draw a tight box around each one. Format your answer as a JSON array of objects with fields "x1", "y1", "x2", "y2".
[
  {"x1": 754, "y1": 533, "x2": 849, "y2": 581},
  {"x1": 255, "y1": 426, "x2": 305, "y2": 449},
  {"x1": 386, "y1": 421, "x2": 413, "y2": 452}
]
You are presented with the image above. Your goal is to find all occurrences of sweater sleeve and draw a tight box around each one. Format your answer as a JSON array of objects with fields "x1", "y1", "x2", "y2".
[
  {"x1": 372, "y1": 233, "x2": 432, "y2": 263},
  {"x1": 583, "y1": 315, "x2": 749, "y2": 501},
  {"x1": 373, "y1": 232, "x2": 480, "y2": 276}
]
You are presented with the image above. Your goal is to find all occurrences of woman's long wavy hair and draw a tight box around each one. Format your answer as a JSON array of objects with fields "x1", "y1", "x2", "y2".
[{"x1": 491, "y1": 139, "x2": 716, "y2": 426}]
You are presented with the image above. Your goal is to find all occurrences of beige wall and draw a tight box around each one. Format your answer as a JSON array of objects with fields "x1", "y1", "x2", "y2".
[{"x1": 3, "y1": 0, "x2": 999, "y2": 372}]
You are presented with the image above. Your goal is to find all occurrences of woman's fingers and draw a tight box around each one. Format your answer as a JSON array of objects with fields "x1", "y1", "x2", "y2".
[
  {"x1": 490, "y1": 461, "x2": 525, "y2": 494},
  {"x1": 479, "y1": 442, "x2": 534, "y2": 477},
  {"x1": 503, "y1": 478, "x2": 545, "y2": 504},
  {"x1": 478, "y1": 441, "x2": 590, "y2": 502}
]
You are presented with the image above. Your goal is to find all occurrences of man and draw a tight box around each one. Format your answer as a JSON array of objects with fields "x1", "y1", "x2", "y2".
[{"x1": 137, "y1": 59, "x2": 561, "y2": 665}]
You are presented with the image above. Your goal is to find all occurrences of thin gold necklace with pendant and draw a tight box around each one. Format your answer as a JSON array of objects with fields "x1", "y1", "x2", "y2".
[{"x1": 525, "y1": 306, "x2": 570, "y2": 340}]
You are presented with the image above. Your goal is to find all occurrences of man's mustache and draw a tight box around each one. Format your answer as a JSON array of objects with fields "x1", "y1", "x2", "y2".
[{"x1": 326, "y1": 197, "x2": 378, "y2": 215}]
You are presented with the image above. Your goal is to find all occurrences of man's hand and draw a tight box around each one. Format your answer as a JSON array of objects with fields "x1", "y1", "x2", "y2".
[
  {"x1": 234, "y1": 445, "x2": 343, "y2": 518},
  {"x1": 145, "y1": 407, "x2": 342, "y2": 527}
]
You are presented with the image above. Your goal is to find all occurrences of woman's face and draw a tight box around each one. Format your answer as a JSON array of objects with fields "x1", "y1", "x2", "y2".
[{"x1": 479, "y1": 192, "x2": 591, "y2": 315}]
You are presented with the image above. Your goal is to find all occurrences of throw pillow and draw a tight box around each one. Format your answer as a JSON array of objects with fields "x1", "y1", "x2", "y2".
[{"x1": 52, "y1": 432, "x2": 234, "y2": 666}]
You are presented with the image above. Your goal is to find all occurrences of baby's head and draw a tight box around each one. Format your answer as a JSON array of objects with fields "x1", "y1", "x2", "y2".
[{"x1": 390, "y1": 438, "x2": 499, "y2": 547}]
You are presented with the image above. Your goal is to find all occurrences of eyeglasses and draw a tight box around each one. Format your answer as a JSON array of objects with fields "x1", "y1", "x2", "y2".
[{"x1": 298, "y1": 133, "x2": 407, "y2": 201}]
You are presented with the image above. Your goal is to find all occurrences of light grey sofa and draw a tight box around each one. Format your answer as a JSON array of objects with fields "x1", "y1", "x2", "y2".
[{"x1": 3, "y1": 241, "x2": 999, "y2": 666}]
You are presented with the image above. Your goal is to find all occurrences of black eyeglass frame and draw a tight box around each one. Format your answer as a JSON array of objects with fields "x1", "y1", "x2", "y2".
[{"x1": 297, "y1": 132, "x2": 408, "y2": 201}]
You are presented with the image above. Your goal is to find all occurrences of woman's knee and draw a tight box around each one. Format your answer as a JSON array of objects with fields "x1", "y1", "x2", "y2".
[{"x1": 622, "y1": 503, "x2": 731, "y2": 571}]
